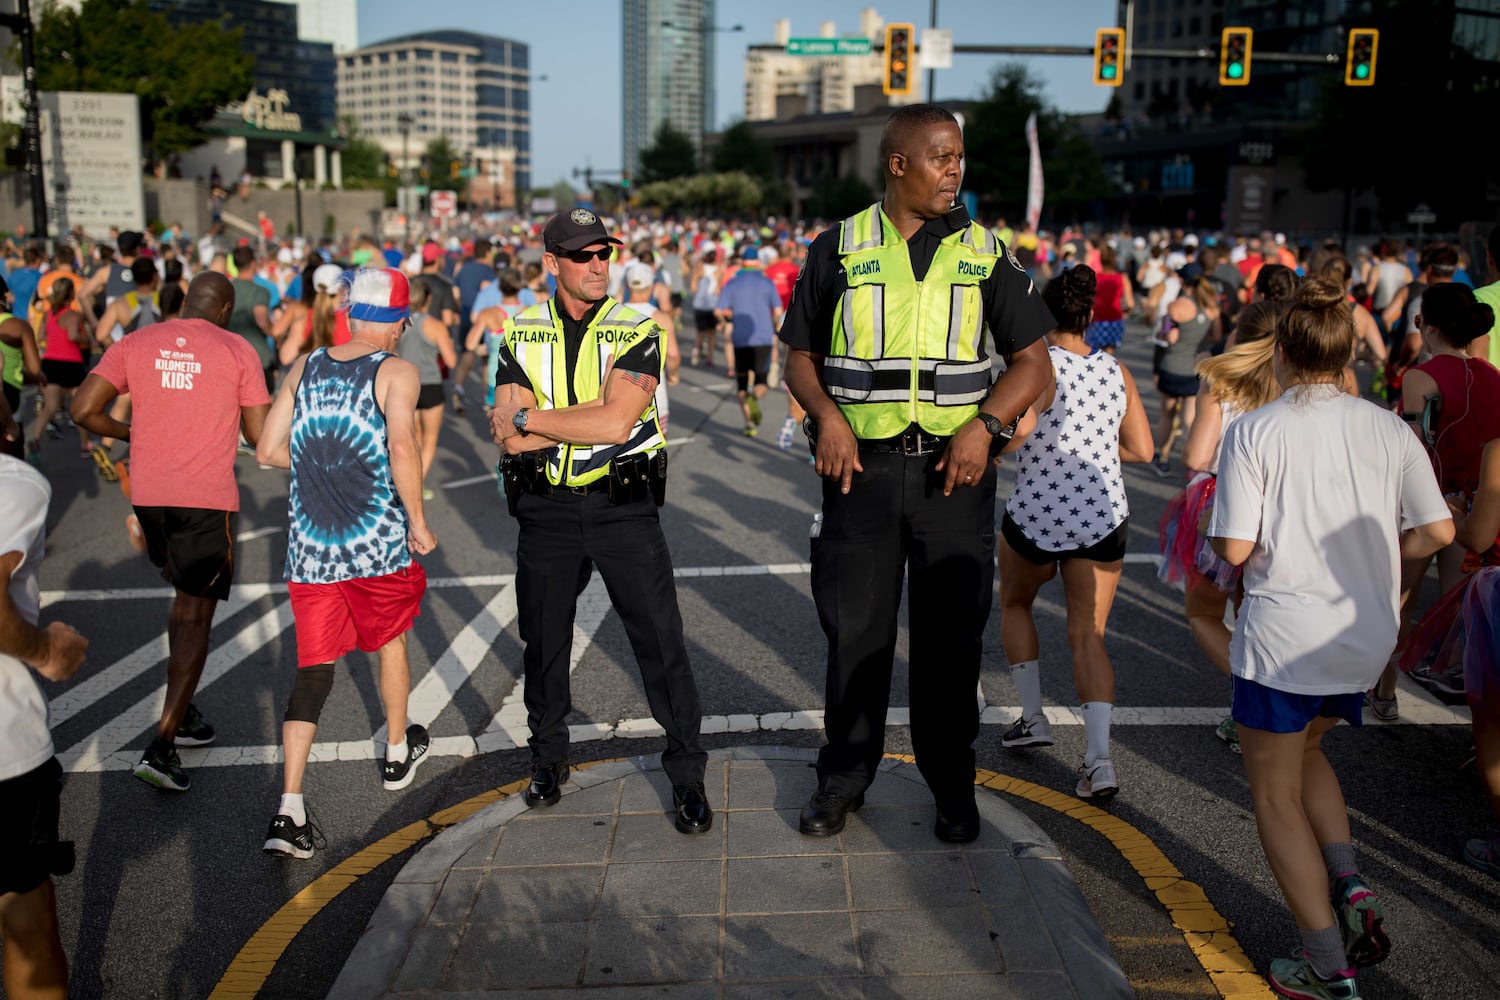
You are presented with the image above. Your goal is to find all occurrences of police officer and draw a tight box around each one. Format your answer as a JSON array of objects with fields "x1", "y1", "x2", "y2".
[
  {"x1": 489, "y1": 209, "x2": 711, "y2": 835},
  {"x1": 781, "y1": 104, "x2": 1056, "y2": 843}
]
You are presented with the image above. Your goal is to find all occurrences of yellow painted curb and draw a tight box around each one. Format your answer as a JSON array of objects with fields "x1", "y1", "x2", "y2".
[
  {"x1": 971, "y1": 766, "x2": 1273, "y2": 999},
  {"x1": 209, "y1": 758, "x2": 621, "y2": 999}
]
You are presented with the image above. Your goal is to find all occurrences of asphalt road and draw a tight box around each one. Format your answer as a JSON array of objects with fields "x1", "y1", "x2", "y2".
[{"x1": 20, "y1": 328, "x2": 1500, "y2": 1000}]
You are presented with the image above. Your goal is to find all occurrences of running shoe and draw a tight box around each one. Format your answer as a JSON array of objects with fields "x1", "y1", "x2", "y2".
[
  {"x1": 1463, "y1": 836, "x2": 1500, "y2": 877},
  {"x1": 24, "y1": 438, "x2": 40, "y2": 466},
  {"x1": 175, "y1": 703, "x2": 216, "y2": 747},
  {"x1": 116, "y1": 458, "x2": 131, "y2": 501},
  {"x1": 1363, "y1": 692, "x2": 1398, "y2": 723},
  {"x1": 1215, "y1": 716, "x2": 1241, "y2": 753},
  {"x1": 1001, "y1": 714, "x2": 1053, "y2": 748},
  {"x1": 1151, "y1": 457, "x2": 1173, "y2": 478},
  {"x1": 381, "y1": 724, "x2": 431, "y2": 790},
  {"x1": 742, "y1": 424, "x2": 757, "y2": 437},
  {"x1": 1411, "y1": 663, "x2": 1464, "y2": 696},
  {"x1": 1332, "y1": 874, "x2": 1389, "y2": 967},
  {"x1": 421, "y1": 487, "x2": 435, "y2": 501},
  {"x1": 91, "y1": 444, "x2": 118, "y2": 481},
  {"x1": 747, "y1": 396, "x2": 762, "y2": 426},
  {"x1": 264, "y1": 811, "x2": 326, "y2": 860},
  {"x1": 133, "y1": 740, "x2": 190, "y2": 792},
  {"x1": 776, "y1": 417, "x2": 797, "y2": 451},
  {"x1": 1075, "y1": 758, "x2": 1119, "y2": 799},
  {"x1": 1268, "y1": 951, "x2": 1360, "y2": 1000}
]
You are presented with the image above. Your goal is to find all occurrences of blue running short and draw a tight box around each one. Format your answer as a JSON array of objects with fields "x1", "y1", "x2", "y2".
[{"x1": 1231, "y1": 675, "x2": 1365, "y2": 734}]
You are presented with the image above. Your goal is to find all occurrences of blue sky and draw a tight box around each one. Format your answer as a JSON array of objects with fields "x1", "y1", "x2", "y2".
[{"x1": 357, "y1": 0, "x2": 1119, "y2": 188}]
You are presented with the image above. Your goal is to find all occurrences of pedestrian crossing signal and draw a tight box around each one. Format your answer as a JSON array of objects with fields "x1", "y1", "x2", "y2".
[
  {"x1": 883, "y1": 23, "x2": 913, "y2": 96},
  {"x1": 1093, "y1": 28, "x2": 1124, "y2": 87},
  {"x1": 1219, "y1": 27, "x2": 1252, "y2": 86},
  {"x1": 1345, "y1": 28, "x2": 1378, "y2": 86}
]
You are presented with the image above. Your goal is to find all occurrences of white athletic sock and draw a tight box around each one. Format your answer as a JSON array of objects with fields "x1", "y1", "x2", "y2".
[
  {"x1": 279, "y1": 793, "x2": 306, "y2": 826},
  {"x1": 1082, "y1": 701, "x2": 1113, "y2": 765},
  {"x1": 386, "y1": 739, "x2": 409, "y2": 764},
  {"x1": 1010, "y1": 660, "x2": 1042, "y2": 720}
]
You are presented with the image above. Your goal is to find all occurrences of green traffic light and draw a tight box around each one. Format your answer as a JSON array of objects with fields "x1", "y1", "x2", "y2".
[
  {"x1": 1355, "y1": 64, "x2": 1370, "y2": 79},
  {"x1": 1228, "y1": 63, "x2": 1244, "y2": 79},
  {"x1": 1102, "y1": 66, "x2": 1116, "y2": 79}
]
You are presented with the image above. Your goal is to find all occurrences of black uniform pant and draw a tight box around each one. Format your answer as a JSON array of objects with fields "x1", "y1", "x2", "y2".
[
  {"x1": 514, "y1": 489, "x2": 707, "y2": 786},
  {"x1": 811, "y1": 449, "x2": 996, "y2": 805}
]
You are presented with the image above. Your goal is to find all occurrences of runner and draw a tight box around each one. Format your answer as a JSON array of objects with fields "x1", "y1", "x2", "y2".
[
  {"x1": 622, "y1": 261, "x2": 682, "y2": 432},
  {"x1": 277, "y1": 264, "x2": 346, "y2": 365},
  {"x1": 70, "y1": 272, "x2": 272, "y2": 792},
  {"x1": 688, "y1": 247, "x2": 721, "y2": 369},
  {"x1": 89, "y1": 258, "x2": 162, "y2": 477},
  {"x1": 0, "y1": 276, "x2": 43, "y2": 449},
  {"x1": 397, "y1": 280, "x2": 458, "y2": 499},
  {"x1": 26, "y1": 279, "x2": 94, "y2": 469},
  {"x1": 1208, "y1": 277, "x2": 1454, "y2": 997},
  {"x1": 0, "y1": 451, "x2": 89, "y2": 1000},
  {"x1": 256, "y1": 267, "x2": 436, "y2": 859},
  {"x1": 715, "y1": 246, "x2": 782, "y2": 436},
  {"x1": 998, "y1": 265, "x2": 1154, "y2": 799},
  {"x1": 225, "y1": 246, "x2": 276, "y2": 393},
  {"x1": 1151, "y1": 278, "x2": 1219, "y2": 476}
]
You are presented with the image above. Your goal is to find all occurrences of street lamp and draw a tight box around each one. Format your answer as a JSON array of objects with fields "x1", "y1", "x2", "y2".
[{"x1": 397, "y1": 111, "x2": 414, "y2": 216}]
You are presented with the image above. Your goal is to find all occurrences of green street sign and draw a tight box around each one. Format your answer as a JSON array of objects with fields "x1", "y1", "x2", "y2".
[{"x1": 785, "y1": 37, "x2": 872, "y2": 56}]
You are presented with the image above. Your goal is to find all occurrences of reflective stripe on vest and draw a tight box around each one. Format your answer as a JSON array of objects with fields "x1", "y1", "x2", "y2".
[
  {"x1": 826, "y1": 203, "x2": 999, "y2": 438},
  {"x1": 503, "y1": 297, "x2": 665, "y2": 487}
]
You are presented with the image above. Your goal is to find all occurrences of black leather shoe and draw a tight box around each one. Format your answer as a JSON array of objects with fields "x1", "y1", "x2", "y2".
[
  {"x1": 672, "y1": 782, "x2": 713, "y2": 835},
  {"x1": 524, "y1": 762, "x2": 569, "y2": 807},
  {"x1": 934, "y1": 799, "x2": 981, "y2": 844},
  {"x1": 798, "y1": 789, "x2": 865, "y2": 837}
]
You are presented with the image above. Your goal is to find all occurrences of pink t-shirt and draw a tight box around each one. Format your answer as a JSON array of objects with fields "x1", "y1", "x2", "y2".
[{"x1": 92, "y1": 318, "x2": 270, "y2": 511}]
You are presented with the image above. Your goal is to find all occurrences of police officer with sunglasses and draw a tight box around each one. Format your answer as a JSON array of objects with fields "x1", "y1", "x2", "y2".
[{"x1": 489, "y1": 209, "x2": 710, "y2": 835}]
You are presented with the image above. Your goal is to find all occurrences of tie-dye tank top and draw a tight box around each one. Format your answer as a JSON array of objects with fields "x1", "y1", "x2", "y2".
[{"x1": 285, "y1": 348, "x2": 410, "y2": 583}]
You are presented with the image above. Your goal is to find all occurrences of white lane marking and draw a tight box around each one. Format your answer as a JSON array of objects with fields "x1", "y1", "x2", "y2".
[
  {"x1": 484, "y1": 575, "x2": 612, "y2": 750},
  {"x1": 58, "y1": 601, "x2": 296, "y2": 773},
  {"x1": 444, "y1": 472, "x2": 498, "y2": 489},
  {"x1": 75, "y1": 693, "x2": 1471, "y2": 773},
  {"x1": 235, "y1": 526, "x2": 283, "y2": 543},
  {"x1": 48, "y1": 593, "x2": 253, "y2": 727},
  {"x1": 664, "y1": 436, "x2": 695, "y2": 447},
  {"x1": 374, "y1": 585, "x2": 518, "y2": 743}
]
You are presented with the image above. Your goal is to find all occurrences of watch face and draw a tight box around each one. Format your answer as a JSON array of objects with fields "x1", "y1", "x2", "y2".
[{"x1": 513, "y1": 409, "x2": 527, "y2": 429}]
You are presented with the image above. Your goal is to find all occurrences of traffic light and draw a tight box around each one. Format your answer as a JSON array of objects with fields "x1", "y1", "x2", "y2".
[
  {"x1": 1345, "y1": 28, "x2": 1378, "y2": 86},
  {"x1": 883, "y1": 23, "x2": 913, "y2": 96},
  {"x1": 450, "y1": 159, "x2": 460, "y2": 179},
  {"x1": 621, "y1": 170, "x2": 630, "y2": 190},
  {"x1": 1093, "y1": 28, "x2": 1124, "y2": 86},
  {"x1": 1219, "y1": 27, "x2": 1252, "y2": 86}
]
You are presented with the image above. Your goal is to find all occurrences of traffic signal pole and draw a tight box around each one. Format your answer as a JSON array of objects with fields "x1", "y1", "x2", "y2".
[{"x1": 0, "y1": 0, "x2": 49, "y2": 241}]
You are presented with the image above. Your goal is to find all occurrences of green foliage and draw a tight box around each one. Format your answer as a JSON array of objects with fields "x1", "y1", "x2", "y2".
[
  {"x1": 637, "y1": 121, "x2": 700, "y2": 183},
  {"x1": 545, "y1": 181, "x2": 578, "y2": 212},
  {"x1": 423, "y1": 133, "x2": 468, "y2": 199},
  {"x1": 962, "y1": 65, "x2": 1111, "y2": 226},
  {"x1": 338, "y1": 116, "x2": 387, "y2": 184},
  {"x1": 636, "y1": 172, "x2": 763, "y2": 215},
  {"x1": 805, "y1": 173, "x2": 873, "y2": 221},
  {"x1": 711, "y1": 121, "x2": 774, "y2": 179},
  {"x1": 1300, "y1": 0, "x2": 1497, "y2": 230},
  {"x1": 31, "y1": 0, "x2": 254, "y2": 161}
]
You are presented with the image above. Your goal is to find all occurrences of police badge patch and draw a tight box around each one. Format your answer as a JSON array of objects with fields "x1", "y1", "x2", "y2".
[
  {"x1": 1006, "y1": 248, "x2": 1025, "y2": 273},
  {"x1": 571, "y1": 208, "x2": 597, "y2": 225}
]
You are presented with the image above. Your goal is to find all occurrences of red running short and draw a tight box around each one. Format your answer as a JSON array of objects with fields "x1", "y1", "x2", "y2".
[{"x1": 288, "y1": 563, "x2": 427, "y2": 668}]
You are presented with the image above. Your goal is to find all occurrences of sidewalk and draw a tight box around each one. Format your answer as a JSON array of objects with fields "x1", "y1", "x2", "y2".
[{"x1": 328, "y1": 746, "x2": 1132, "y2": 999}]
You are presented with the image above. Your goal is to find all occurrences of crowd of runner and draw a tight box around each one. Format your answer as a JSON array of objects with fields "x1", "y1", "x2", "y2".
[{"x1": 1, "y1": 207, "x2": 1497, "y2": 1000}]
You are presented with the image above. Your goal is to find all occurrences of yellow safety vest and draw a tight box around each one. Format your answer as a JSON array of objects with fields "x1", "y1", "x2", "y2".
[
  {"x1": 503, "y1": 297, "x2": 666, "y2": 487},
  {"x1": 826, "y1": 203, "x2": 1000, "y2": 439}
]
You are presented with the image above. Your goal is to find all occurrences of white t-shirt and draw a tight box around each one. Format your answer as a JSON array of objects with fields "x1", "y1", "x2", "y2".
[
  {"x1": 1211, "y1": 387, "x2": 1449, "y2": 694},
  {"x1": 0, "y1": 455, "x2": 55, "y2": 781}
]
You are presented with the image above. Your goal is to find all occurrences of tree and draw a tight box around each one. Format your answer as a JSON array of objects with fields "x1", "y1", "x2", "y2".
[
  {"x1": 424, "y1": 133, "x2": 468, "y2": 199},
  {"x1": 637, "y1": 121, "x2": 699, "y2": 183},
  {"x1": 30, "y1": 0, "x2": 253, "y2": 165},
  {"x1": 962, "y1": 65, "x2": 1111, "y2": 226},
  {"x1": 805, "y1": 173, "x2": 873, "y2": 221},
  {"x1": 636, "y1": 172, "x2": 763, "y2": 215},
  {"x1": 711, "y1": 121, "x2": 774, "y2": 179}
]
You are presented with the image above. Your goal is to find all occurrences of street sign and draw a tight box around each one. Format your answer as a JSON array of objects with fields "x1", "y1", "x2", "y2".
[
  {"x1": 430, "y1": 190, "x2": 457, "y2": 219},
  {"x1": 920, "y1": 28, "x2": 954, "y2": 69},
  {"x1": 785, "y1": 37, "x2": 872, "y2": 56},
  {"x1": 1406, "y1": 205, "x2": 1436, "y2": 225}
]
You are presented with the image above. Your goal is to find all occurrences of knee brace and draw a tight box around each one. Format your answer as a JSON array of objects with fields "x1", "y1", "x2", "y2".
[{"x1": 284, "y1": 663, "x2": 335, "y2": 724}]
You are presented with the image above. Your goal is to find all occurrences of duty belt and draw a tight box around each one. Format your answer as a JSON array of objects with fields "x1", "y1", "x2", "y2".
[{"x1": 859, "y1": 425, "x2": 950, "y2": 456}]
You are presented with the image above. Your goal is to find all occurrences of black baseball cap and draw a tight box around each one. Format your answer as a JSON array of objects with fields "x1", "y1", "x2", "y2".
[{"x1": 543, "y1": 209, "x2": 622, "y2": 253}]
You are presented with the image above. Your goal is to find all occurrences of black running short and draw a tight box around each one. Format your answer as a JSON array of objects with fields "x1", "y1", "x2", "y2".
[
  {"x1": 417, "y1": 383, "x2": 445, "y2": 410},
  {"x1": 693, "y1": 309, "x2": 718, "y2": 333},
  {"x1": 0, "y1": 757, "x2": 74, "y2": 897},
  {"x1": 132, "y1": 505, "x2": 237, "y2": 601},
  {"x1": 1001, "y1": 512, "x2": 1129, "y2": 566},
  {"x1": 733, "y1": 346, "x2": 772, "y2": 392},
  {"x1": 3, "y1": 381, "x2": 18, "y2": 413},
  {"x1": 41, "y1": 359, "x2": 87, "y2": 389},
  {"x1": 1157, "y1": 371, "x2": 1200, "y2": 399}
]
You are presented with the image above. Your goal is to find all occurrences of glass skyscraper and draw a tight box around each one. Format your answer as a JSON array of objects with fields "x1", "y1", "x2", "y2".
[{"x1": 622, "y1": 0, "x2": 718, "y2": 176}]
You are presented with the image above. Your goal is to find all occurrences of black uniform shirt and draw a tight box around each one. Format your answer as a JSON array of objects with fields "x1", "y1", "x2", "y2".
[
  {"x1": 778, "y1": 204, "x2": 1055, "y2": 362},
  {"x1": 494, "y1": 299, "x2": 660, "y2": 406}
]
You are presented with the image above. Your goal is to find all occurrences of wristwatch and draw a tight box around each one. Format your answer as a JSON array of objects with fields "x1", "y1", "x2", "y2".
[
  {"x1": 512, "y1": 407, "x2": 529, "y2": 436},
  {"x1": 975, "y1": 412, "x2": 1019, "y2": 445}
]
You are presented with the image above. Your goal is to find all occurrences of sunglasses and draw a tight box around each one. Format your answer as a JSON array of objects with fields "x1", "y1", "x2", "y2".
[{"x1": 554, "y1": 247, "x2": 614, "y2": 264}]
